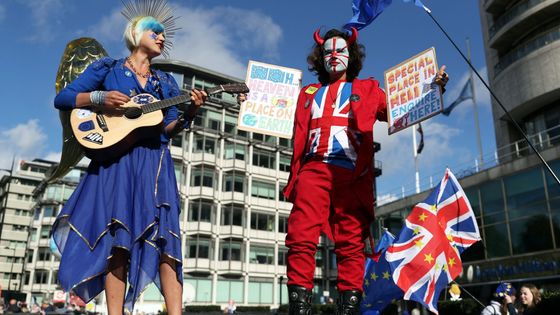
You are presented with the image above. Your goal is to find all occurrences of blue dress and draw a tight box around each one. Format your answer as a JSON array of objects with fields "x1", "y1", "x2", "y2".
[{"x1": 52, "y1": 57, "x2": 185, "y2": 311}]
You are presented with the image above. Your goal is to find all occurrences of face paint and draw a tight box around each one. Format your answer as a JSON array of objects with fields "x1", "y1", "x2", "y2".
[
  {"x1": 150, "y1": 33, "x2": 158, "y2": 40},
  {"x1": 323, "y1": 36, "x2": 350, "y2": 74}
]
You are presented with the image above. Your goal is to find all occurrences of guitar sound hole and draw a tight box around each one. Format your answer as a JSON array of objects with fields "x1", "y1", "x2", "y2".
[{"x1": 124, "y1": 107, "x2": 143, "y2": 119}]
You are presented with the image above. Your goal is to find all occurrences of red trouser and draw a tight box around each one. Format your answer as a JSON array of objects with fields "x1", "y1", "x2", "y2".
[{"x1": 286, "y1": 161, "x2": 372, "y2": 292}]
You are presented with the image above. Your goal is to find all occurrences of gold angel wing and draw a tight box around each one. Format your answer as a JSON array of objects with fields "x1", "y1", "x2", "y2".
[{"x1": 45, "y1": 38, "x2": 109, "y2": 183}]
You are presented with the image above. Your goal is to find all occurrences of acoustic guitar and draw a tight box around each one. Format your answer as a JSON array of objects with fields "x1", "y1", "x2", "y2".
[{"x1": 70, "y1": 83, "x2": 249, "y2": 161}]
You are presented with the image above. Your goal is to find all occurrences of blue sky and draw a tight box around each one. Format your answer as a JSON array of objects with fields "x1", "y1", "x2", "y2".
[{"x1": 0, "y1": 0, "x2": 496, "y2": 201}]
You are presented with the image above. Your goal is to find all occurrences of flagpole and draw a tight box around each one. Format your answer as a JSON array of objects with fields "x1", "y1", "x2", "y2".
[
  {"x1": 467, "y1": 37, "x2": 484, "y2": 168},
  {"x1": 412, "y1": 127, "x2": 420, "y2": 194},
  {"x1": 422, "y1": 8, "x2": 560, "y2": 187}
]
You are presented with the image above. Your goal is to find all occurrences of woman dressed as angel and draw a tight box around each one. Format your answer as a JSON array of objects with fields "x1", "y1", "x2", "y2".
[{"x1": 51, "y1": 1, "x2": 206, "y2": 314}]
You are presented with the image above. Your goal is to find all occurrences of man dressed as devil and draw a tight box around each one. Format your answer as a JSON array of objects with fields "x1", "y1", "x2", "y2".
[{"x1": 283, "y1": 28, "x2": 448, "y2": 314}]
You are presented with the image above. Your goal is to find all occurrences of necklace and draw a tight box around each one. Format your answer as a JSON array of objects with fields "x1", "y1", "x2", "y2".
[
  {"x1": 327, "y1": 81, "x2": 344, "y2": 108},
  {"x1": 126, "y1": 57, "x2": 152, "y2": 78}
]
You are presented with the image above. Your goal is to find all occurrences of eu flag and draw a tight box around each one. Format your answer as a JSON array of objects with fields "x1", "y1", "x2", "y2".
[
  {"x1": 361, "y1": 230, "x2": 404, "y2": 315},
  {"x1": 344, "y1": 0, "x2": 393, "y2": 32}
]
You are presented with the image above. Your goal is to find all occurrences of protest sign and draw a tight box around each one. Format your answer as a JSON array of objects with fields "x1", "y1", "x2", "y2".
[
  {"x1": 238, "y1": 61, "x2": 302, "y2": 139},
  {"x1": 384, "y1": 47, "x2": 443, "y2": 134}
]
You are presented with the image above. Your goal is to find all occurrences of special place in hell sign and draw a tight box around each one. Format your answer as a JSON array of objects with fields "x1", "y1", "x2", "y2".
[{"x1": 385, "y1": 47, "x2": 444, "y2": 134}]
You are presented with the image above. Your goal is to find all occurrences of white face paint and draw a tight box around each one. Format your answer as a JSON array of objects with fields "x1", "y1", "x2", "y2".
[{"x1": 323, "y1": 36, "x2": 350, "y2": 74}]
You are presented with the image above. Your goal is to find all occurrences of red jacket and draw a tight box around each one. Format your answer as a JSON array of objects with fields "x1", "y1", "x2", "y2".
[{"x1": 283, "y1": 78, "x2": 387, "y2": 213}]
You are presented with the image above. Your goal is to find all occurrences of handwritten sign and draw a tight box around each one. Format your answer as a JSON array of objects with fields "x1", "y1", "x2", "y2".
[
  {"x1": 385, "y1": 47, "x2": 443, "y2": 134},
  {"x1": 238, "y1": 60, "x2": 302, "y2": 139}
]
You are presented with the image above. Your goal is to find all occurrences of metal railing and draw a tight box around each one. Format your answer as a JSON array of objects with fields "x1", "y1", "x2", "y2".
[
  {"x1": 377, "y1": 123, "x2": 560, "y2": 206},
  {"x1": 488, "y1": 0, "x2": 547, "y2": 38},
  {"x1": 494, "y1": 25, "x2": 560, "y2": 76}
]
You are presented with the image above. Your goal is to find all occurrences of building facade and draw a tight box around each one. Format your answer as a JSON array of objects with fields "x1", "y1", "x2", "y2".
[
  {"x1": 0, "y1": 160, "x2": 51, "y2": 296},
  {"x1": 479, "y1": 0, "x2": 560, "y2": 159},
  {"x1": 19, "y1": 60, "x2": 349, "y2": 311},
  {"x1": 366, "y1": 0, "x2": 560, "y2": 302}
]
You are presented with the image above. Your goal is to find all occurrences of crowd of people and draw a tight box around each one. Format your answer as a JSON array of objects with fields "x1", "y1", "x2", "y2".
[
  {"x1": 481, "y1": 283, "x2": 542, "y2": 315},
  {"x1": 0, "y1": 298, "x2": 88, "y2": 314}
]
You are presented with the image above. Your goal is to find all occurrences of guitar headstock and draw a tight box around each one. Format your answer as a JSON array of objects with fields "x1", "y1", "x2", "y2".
[{"x1": 206, "y1": 83, "x2": 250, "y2": 95}]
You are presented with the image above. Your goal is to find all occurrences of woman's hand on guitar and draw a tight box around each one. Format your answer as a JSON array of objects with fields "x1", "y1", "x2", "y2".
[
  {"x1": 190, "y1": 89, "x2": 207, "y2": 107},
  {"x1": 104, "y1": 91, "x2": 130, "y2": 108}
]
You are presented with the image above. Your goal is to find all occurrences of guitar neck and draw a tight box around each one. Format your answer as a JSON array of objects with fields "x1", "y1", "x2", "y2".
[
  {"x1": 140, "y1": 83, "x2": 248, "y2": 114},
  {"x1": 141, "y1": 94, "x2": 191, "y2": 114}
]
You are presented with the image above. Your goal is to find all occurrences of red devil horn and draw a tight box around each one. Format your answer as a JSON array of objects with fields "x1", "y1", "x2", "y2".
[
  {"x1": 347, "y1": 27, "x2": 358, "y2": 44},
  {"x1": 313, "y1": 28, "x2": 324, "y2": 46}
]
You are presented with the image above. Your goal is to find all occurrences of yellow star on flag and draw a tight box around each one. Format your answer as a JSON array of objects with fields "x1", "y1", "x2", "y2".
[
  {"x1": 418, "y1": 212, "x2": 428, "y2": 222},
  {"x1": 370, "y1": 272, "x2": 378, "y2": 281},
  {"x1": 443, "y1": 264, "x2": 448, "y2": 271},
  {"x1": 448, "y1": 257, "x2": 456, "y2": 268},
  {"x1": 414, "y1": 239, "x2": 424, "y2": 248},
  {"x1": 382, "y1": 271, "x2": 391, "y2": 279},
  {"x1": 447, "y1": 234, "x2": 453, "y2": 241},
  {"x1": 365, "y1": 279, "x2": 370, "y2": 287},
  {"x1": 424, "y1": 253, "x2": 434, "y2": 264},
  {"x1": 435, "y1": 263, "x2": 441, "y2": 270},
  {"x1": 413, "y1": 227, "x2": 421, "y2": 235},
  {"x1": 430, "y1": 204, "x2": 437, "y2": 212}
]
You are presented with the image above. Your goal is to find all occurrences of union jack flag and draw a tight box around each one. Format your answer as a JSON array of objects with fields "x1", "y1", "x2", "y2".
[
  {"x1": 306, "y1": 82, "x2": 361, "y2": 169},
  {"x1": 385, "y1": 168, "x2": 481, "y2": 314}
]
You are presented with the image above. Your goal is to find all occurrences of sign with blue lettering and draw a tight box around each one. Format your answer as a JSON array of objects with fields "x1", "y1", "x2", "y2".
[
  {"x1": 238, "y1": 60, "x2": 302, "y2": 139},
  {"x1": 384, "y1": 47, "x2": 443, "y2": 134}
]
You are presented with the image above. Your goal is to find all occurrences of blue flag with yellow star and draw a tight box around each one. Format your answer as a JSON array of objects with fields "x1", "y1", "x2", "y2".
[{"x1": 361, "y1": 230, "x2": 404, "y2": 315}]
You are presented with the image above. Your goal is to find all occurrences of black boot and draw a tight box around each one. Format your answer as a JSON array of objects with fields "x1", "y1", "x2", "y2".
[
  {"x1": 288, "y1": 285, "x2": 313, "y2": 315},
  {"x1": 336, "y1": 290, "x2": 362, "y2": 315}
]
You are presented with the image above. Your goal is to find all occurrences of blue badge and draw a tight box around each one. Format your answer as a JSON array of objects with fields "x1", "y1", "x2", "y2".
[
  {"x1": 78, "y1": 121, "x2": 95, "y2": 131},
  {"x1": 125, "y1": 70, "x2": 132, "y2": 77}
]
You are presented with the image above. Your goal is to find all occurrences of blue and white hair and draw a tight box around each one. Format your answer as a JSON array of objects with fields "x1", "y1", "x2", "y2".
[{"x1": 123, "y1": 16, "x2": 165, "y2": 52}]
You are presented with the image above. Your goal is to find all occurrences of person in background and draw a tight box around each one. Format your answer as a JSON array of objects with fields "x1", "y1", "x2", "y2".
[
  {"x1": 482, "y1": 282, "x2": 516, "y2": 315},
  {"x1": 505, "y1": 283, "x2": 541, "y2": 315}
]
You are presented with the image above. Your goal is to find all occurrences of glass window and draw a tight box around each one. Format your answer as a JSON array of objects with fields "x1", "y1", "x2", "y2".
[
  {"x1": 279, "y1": 155, "x2": 291, "y2": 172},
  {"x1": 38, "y1": 248, "x2": 51, "y2": 261},
  {"x1": 278, "y1": 215, "x2": 288, "y2": 233},
  {"x1": 34, "y1": 270, "x2": 49, "y2": 284},
  {"x1": 194, "y1": 135, "x2": 217, "y2": 155},
  {"x1": 187, "y1": 235, "x2": 212, "y2": 259},
  {"x1": 191, "y1": 166, "x2": 215, "y2": 188},
  {"x1": 505, "y1": 168, "x2": 546, "y2": 219},
  {"x1": 224, "y1": 142, "x2": 246, "y2": 160},
  {"x1": 185, "y1": 278, "x2": 212, "y2": 303},
  {"x1": 250, "y1": 212, "x2": 274, "y2": 232},
  {"x1": 248, "y1": 280, "x2": 273, "y2": 304},
  {"x1": 216, "y1": 280, "x2": 244, "y2": 303},
  {"x1": 253, "y1": 149, "x2": 276, "y2": 169},
  {"x1": 510, "y1": 215, "x2": 553, "y2": 254},
  {"x1": 220, "y1": 239, "x2": 242, "y2": 261},
  {"x1": 249, "y1": 246, "x2": 274, "y2": 264},
  {"x1": 251, "y1": 180, "x2": 276, "y2": 200},
  {"x1": 278, "y1": 248, "x2": 288, "y2": 266},
  {"x1": 480, "y1": 180, "x2": 505, "y2": 224},
  {"x1": 188, "y1": 199, "x2": 214, "y2": 223},
  {"x1": 484, "y1": 224, "x2": 510, "y2": 258},
  {"x1": 221, "y1": 204, "x2": 244, "y2": 227},
  {"x1": 223, "y1": 172, "x2": 245, "y2": 193},
  {"x1": 40, "y1": 226, "x2": 51, "y2": 239}
]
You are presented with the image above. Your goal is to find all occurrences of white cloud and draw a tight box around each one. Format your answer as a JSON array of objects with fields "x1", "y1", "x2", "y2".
[
  {"x1": 88, "y1": 4, "x2": 283, "y2": 78},
  {"x1": 0, "y1": 120, "x2": 47, "y2": 170},
  {"x1": 20, "y1": 0, "x2": 64, "y2": 42},
  {"x1": 43, "y1": 151, "x2": 61, "y2": 163}
]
